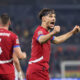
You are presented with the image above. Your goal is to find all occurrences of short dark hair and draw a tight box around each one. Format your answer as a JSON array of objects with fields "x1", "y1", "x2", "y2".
[
  {"x1": 38, "y1": 8, "x2": 55, "y2": 20},
  {"x1": 0, "y1": 13, "x2": 10, "y2": 25}
]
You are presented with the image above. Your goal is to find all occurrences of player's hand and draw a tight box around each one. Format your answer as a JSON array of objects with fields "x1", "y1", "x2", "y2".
[
  {"x1": 18, "y1": 71, "x2": 23, "y2": 80},
  {"x1": 22, "y1": 52, "x2": 27, "y2": 59},
  {"x1": 53, "y1": 25, "x2": 60, "y2": 34},
  {"x1": 72, "y1": 25, "x2": 80, "y2": 34}
]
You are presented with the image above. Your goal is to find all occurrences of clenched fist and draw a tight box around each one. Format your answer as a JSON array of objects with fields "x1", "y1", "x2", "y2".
[
  {"x1": 72, "y1": 25, "x2": 80, "y2": 34},
  {"x1": 53, "y1": 25, "x2": 60, "y2": 34}
]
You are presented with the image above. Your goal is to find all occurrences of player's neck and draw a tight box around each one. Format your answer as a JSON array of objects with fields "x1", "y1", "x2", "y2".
[
  {"x1": 0, "y1": 24, "x2": 9, "y2": 30},
  {"x1": 41, "y1": 22, "x2": 49, "y2": 31}
]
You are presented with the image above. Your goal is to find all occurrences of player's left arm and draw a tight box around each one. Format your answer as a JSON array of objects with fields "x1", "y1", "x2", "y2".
[
  {"x1": 13, "y1": 35, "x2": 26, "y2": 59},
  {"x1": 13, "y1": 53, "x2": 23, "y2": 79},
  {"x1": 52, "y1": 25, "x2": 80, "y2": 44},
  {"x1": 13, "y1": 53, "x2": 21, "y2": 72}
]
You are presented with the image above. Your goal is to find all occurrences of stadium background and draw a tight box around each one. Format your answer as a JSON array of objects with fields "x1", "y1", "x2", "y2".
[{"x1": 0, "y1": 0, "x2": 80, "y2": 79}]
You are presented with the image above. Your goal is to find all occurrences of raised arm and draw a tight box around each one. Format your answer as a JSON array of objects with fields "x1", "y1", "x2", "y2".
[
  {"x1": 53, "y1": 25, "x2": 80, "y2": 44},
  {"x1": 38, "y1": 26, "x2": 60, "y2": 44}
]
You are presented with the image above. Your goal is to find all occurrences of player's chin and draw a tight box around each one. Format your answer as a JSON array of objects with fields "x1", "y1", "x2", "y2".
[{"x1": 50, "y1": 25, "x2": 54, "y2": 29}]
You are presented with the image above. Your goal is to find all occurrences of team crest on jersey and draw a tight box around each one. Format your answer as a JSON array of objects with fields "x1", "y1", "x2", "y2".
[
  {"x1": 38, "y1": 31, "x2": 43, "y2": 35},
  {"x1": 16, "y1": 39, "x2": 19, "y2": 44}
]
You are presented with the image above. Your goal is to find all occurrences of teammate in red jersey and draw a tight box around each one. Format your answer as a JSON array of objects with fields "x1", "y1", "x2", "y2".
[
  {"x1": 0, "y1": 13, "x2": 26, "y2": 80},
  {"x1": 9, "y1": 26, "x2": 25, "y2": 80},
  {"x1": 26, "y1": 8, "x2": 80, "y2": 80}
]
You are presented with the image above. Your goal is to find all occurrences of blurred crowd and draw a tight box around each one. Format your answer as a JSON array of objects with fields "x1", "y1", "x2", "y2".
[{"x1": 50, "y1": 45, "x2": 80, "y2": 77}]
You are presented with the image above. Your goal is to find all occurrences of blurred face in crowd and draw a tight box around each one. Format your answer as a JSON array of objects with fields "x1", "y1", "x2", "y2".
[{"x1": 42, "y1": 13, "x2": 56, "y2": 29}]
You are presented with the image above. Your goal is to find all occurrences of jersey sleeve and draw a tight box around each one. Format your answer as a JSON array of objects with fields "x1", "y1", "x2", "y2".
[
  {"x1": 13, "y1": 35, "x2": 20, "y2": 48},
  {"x1": 34, "y1": 29, "x2": 44, "y2": 41},
  {"x1": 51, "y1": 36, "x2": 55, "y2": 41}
]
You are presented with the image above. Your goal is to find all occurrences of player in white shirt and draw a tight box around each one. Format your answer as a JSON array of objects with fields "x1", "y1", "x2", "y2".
[{"x1": 13, "y1": 53, "x2": 24, "y2": 80}]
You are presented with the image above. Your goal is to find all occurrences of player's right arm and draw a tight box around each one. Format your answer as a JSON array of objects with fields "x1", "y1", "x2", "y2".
[{"x1": 38, "y1": 26, "x2": 60, "y2": 44}]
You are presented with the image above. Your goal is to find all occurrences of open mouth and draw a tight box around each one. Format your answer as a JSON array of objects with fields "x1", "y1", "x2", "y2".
[{"x1": 50, "y1": 22, "x2": 55, "y2": 25}]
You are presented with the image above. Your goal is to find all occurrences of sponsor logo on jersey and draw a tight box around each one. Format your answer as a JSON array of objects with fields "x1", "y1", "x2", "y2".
[{"x1": 38, "y1": 31, "x2": 43, "y2": 35}]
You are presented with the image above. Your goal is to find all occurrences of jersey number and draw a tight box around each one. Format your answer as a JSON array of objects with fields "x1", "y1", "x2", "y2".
[
  {"x1": 0, "y1": 47, "x2": 2, "y2": 55},
  {"x1": 0, "y1": 38, "x2": 2, "y2": 55}
]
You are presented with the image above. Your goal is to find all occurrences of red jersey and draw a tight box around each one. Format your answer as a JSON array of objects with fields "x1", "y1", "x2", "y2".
[
  {"x1": 29, "y1": 26, "x2": 54, "y2": 70},
  {"x1": 0, "y1": 28, "x2": 20, "y2": 74}
]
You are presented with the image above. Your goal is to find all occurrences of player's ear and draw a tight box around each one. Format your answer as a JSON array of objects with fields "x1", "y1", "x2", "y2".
[
  {"x1": 0, "y1": 19, "x2": 1, "y2": 24},
  {"x1": 42, "y1": 16, "x2": 46, "y2": 22}
]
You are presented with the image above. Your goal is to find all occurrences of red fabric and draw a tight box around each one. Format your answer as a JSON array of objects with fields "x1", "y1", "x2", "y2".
[
  {"x1": 26, "y1": 26, "x2": 54, "y2": 80},
  {"x1": 29, "y1": 26, "x2": 52, "y2": 69},
  {"x1": 26, "y1": 64, "x2": 49, "y2": 80},
  {"x1": 0, "y1": 28, "x2": 19, "y2": 74},
  {"x1": 0, "y1": 73, "x2": 15, "y2": 80}
]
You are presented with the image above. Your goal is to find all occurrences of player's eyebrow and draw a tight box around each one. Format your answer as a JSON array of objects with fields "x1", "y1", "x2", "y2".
[{"x1": 49, "y1": 14, "x2": 56, "y2": 17}]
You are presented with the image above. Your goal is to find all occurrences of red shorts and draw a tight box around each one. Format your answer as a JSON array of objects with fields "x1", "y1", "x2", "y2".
[
  {"x1": 0, "y1": 73, "x2": 15, "y2": 80},
  {"x1": 26, "y1": 64, "x2": 50, "y2": 80}
]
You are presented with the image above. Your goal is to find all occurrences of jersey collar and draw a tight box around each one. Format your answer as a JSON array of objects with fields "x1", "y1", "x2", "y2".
[{"x1": 39, "y1": 25, "x2": 49, "y2": 32}]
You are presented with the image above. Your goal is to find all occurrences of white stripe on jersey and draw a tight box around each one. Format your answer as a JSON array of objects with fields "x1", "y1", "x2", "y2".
[{"x1": 29, "y1": 56, "x2": 43, "y2": 64}]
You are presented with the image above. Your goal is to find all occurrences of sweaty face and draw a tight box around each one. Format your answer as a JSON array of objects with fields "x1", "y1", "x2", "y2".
[{"x1": 44, "y1": 13, "x2": 56, "y2": 29}]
